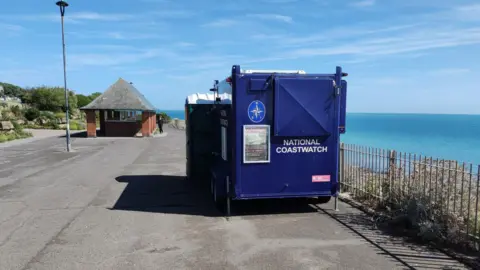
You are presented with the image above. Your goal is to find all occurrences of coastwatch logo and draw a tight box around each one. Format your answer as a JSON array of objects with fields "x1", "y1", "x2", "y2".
[{"x1": 247, "y1": 100, "x2": 266, "y2": 123}]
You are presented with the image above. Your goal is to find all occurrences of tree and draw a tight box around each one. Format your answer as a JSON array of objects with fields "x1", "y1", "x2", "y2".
[
  {"x1": 158, "y1": 112, "x2": 172, "y2": 122},
  {"x1": 24, "y1": 108, "x2": 40, "y2": 121},
  {"x1": 89, "y1": 92, "x2": 102, "y2": 100},
  {"x1": 76, "y1": 94, "x2": 92, "y2": 108},
  {"x1": 0, "y1": 82, "x2": 24, "y2": 98},
  {"x1": 28, "y1": 86, "x2": 78, "y2": 114}
]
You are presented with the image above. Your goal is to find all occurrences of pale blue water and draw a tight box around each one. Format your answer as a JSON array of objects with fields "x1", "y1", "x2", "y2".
[
  {"x1": 160, "y1": 110, "x2": 480, "y2": 164},
  {"x1": 342, "y1": 113, "x2": 480, "y2": 164},
  {"x1": 158, "y1": 110, "x2": 185, "y2": 120}
]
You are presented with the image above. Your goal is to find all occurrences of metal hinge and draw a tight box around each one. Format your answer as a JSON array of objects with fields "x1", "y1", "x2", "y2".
[{"x1": 333, "y1": 80, "x2": 341, "y2": 96}]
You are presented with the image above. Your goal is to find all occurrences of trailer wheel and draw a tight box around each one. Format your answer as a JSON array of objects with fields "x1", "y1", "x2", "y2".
[
  {"x1": 211, "y1": 177, "x2": 227, "y2": 213},
  {"x1": 316, "y1": 196, "x2": 332, "y2": 204},
  {"x1": 211, "y1": 177, "x2": 217, "y2": 202},
  {"x1": 210, "y1": 176, "x2": 214, "y2": 196}
]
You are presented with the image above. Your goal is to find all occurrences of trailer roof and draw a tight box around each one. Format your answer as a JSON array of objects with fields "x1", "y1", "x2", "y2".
[
  {"x1": 185, "y1": 93, "x2": 232, "y2": 105},
  {"x1": 242, "y1": 69, "x2": 306, "y2": 74}
]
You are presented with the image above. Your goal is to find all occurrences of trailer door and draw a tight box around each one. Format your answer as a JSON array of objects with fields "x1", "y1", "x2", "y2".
[{"x1": 274, "y1": 77, "x2": 335, "y2": 137}]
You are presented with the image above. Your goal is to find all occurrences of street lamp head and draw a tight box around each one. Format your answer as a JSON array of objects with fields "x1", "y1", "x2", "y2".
[
  {"x1": 56, "y1": 1, "x2": 69, "y2": 7},
  {"x1": 56, "y1": 1, "x2": 69, "y2": 16}
]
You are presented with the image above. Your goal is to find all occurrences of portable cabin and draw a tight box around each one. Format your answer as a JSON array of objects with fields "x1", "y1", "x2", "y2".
[
  {"x1": 185, "y1": 65, "x2": 348, "y2": 215},
  {"x1": 185, "y1": 91, "x2": 232, "y2": 188}
]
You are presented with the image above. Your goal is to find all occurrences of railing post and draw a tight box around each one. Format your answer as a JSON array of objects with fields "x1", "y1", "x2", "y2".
[
  {"x1": 387, "y1": 150, "x2": 396, "y2": 205},
  {"x1": 335, "y1": 143, "x2": 344, "y2": 211},
  {"x1": 339, "y1": 143, "x2": 345, "y2": 192}
]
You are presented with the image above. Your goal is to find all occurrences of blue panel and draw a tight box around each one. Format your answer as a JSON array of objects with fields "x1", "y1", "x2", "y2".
[
  {"x1": 274, "y1": 77, "x2": 334, "y2": 137},
  {"x1": 339, "y1": 80, "x2": 347, "y2": 134},
  {"x1": 249, "y1": 78, "x2": 268, "y2": 91},
  {"x1": 232, "y1": 71, "x2": 341, "y2": 199}
]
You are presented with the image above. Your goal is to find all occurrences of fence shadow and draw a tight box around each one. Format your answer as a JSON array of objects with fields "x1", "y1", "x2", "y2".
[
  {"x1": 315, "y1": 205, "x2": 476, "y2": 270},
  {"x1": 110, "y1": 175, "x2": 318, "y2": 217}
]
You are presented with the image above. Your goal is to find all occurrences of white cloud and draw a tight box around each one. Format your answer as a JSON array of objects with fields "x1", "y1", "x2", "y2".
[
  {"x1": 241, "y1": 2, "x2": 480, "y2": 63},
  {"x1": 125, "y1": 68, "x2": 166, "y2": 75},
  {"x1": 0, "y1": 23, "x2": 25, "y2": 37},
  {"x1": 67, "y1": 49, "x2": 171, "y2": 67},
  {"x1": 68, "y1": 12, "x2": 134, "y2": 21},
  {"x1": 68, "y1": 31, "x2": 163, "y2": 40},
  {"x1": 69, "y1": 44, "x2": 139, "y2": 51},
  {"x1": 140, "y1": 0, "x2": 170, "y2": 2},
  {"x1": 106, "y1": 32, "x2": 161, "y2": 40},
  {"x1": 176, "y1": 42, "x2": 196, "y2": 47},
  {"x1": 202, "y1": 19, "x2": 239, "y2": 27},
  {"x1": 0, "y1": 23, "x2": 24, "y2": 32},
  {"x1": 251, "y1": 23, "x2": 419, "y2": 47},
  {"x1": 455, "y1": 3, "x2": 480, "y2": 12},
  {"x1": 247, "y1": 13, "x2": 293, "y2": 23},
  {"x1": 203, "y1": 13, "x2": 293, "y2": 28},
  {"x1": 250, "y1": 33, "x2": 286, "y2": 40},
  {"x1": 150, "y1": 10, "x2": 194, "y2": 18},
  {"x1": 8, "y1": 11, "x2": 143, "y2": 24},
  {"x1": 260, "y1": 0, "x2": 298, "y2": 3},
  {"x1": 351, "y1": 0, "x2": 375, "y2": 7},
  {"x1": 451, "y1": 4, "x2": 480, "y2": 22},
  {"x1": 286, "y1": 26, "x2": 480, "y2": 58},
  {"x1": 428, "y1": 68, "x2": 471, "y2": 76}
]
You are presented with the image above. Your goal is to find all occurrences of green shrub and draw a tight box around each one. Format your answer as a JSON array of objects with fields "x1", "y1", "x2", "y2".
[
  {"x1": 40, "y1": 111, "x2": 56, "y2": 120},
  {"x1": 11, "y1": 120, "x2": 23, "y2": 132},
  {"x1": 47, "y1": 121, "x2": 60, "y2": 130},
  {"x1": 67, "y1": 121, "x2": 85, "y2": 130},
  {"x1": 24, "y1": 108, "x2": 40, "y2": 121},
  {"x1": 10, "y1": 105, "x2": 23, "y2": 117},
  {"x1": 157, "y1": 112, "x2": 172, "y2": 122},
  {"x1": 54, "y1": 112, "x2": 65, "y2": 118},
  {"x1": 0, "y1": 110, "x2": 14, "y2": 121},
  {"x1": 69, "y1": 122, "x2": 78, "y2": 130},
  {"x1": 0, "y1": 133, "x2": 8, "y2": 143},
  {"x1": 77, "y1": 122, "x2": 85, "y2": 130},
  {"x1": 23, "y1": 123, "x2": 41, "y2": 129}
]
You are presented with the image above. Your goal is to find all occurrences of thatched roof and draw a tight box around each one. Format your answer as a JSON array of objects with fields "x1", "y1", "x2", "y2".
[{"x1": 81, "y1": 78, "x2": 157, "y2": 112}]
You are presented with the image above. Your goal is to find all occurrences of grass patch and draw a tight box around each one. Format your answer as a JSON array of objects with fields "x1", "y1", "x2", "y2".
[
  {"x1": 0, "y1": 130, "x2": 32, "y2": 143},
  {"x1": 23, "y1": 120, "x2": 85, "y2": 130}
]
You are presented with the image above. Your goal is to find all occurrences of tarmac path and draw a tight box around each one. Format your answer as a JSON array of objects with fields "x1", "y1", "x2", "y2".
[{"x1": 0, "y1": 126, "x2": 471, "y2": 270}]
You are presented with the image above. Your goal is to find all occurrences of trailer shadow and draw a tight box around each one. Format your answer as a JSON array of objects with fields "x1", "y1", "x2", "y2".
[
  {"x1": 111, "y1": 175, "x2": 318, "y2": 217},
  {"x1": 58, "y1": 131, "x2": 87, "y2": 138},
  {"x1": 111, "y1": 174, "x2": 472, "y2": 269}
]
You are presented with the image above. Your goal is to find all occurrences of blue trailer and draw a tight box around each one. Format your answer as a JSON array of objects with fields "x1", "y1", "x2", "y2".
[{"x1": 185, "y1": 65, "x2": 348, "y2": 216}]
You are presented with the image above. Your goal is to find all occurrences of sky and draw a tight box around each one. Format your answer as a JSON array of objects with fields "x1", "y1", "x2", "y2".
[{"x1": 1, "y1": 0, "x2": 479, "y2": 114}]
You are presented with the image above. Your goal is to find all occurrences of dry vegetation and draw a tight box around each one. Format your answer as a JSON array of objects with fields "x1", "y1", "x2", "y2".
[{"x1": 340, "y1": 144, "x2": 480, "y2": 252}]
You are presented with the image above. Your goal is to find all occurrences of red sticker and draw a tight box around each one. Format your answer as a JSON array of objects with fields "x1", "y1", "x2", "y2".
[{"x1": 312, "y1": 175, "x2": 330, "y2": 182}]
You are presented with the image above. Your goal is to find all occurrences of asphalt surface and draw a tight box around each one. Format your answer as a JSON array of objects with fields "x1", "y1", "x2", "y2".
[{"x1": 0, "y1": 127, "x2": 471, "y2": 270}]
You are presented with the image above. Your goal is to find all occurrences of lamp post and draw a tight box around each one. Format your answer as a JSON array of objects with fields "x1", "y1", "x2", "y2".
[{"x1": 56, "y1": 0, "x2": 71, "y2": 152}]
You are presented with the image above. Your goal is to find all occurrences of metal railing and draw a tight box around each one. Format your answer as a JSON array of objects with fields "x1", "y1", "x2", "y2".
[{"x1": 339, "y1": 143, "x2": 480, "y2": 249}]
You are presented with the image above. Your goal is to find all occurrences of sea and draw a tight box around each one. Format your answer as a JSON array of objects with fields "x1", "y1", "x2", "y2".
[{"x1": 159, "y1": 110, "x2": 480, "y2": 165}]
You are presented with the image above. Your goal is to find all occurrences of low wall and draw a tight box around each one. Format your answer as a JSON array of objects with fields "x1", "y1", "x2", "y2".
[
  {"x1": 168, "y1": 118, "x2": 185, "y2": 130},
  {"x1": 104, "y1": 121, "x2": 141, "y2": 137}
]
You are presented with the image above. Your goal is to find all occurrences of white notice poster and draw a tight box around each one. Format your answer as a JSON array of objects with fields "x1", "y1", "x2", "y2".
[{"x1": 243, "y1": 125, "x2": 270, "y2": 163}]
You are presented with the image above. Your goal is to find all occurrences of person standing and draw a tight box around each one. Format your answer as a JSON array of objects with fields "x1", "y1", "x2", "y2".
[{"x1": 157, "y1": 115, "x2": 163, "y2": 134}]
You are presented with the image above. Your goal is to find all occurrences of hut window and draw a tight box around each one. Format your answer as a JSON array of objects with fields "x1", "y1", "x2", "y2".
[{"x1": 105, "y1": 110, "x2": 140, "y2": 122}]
